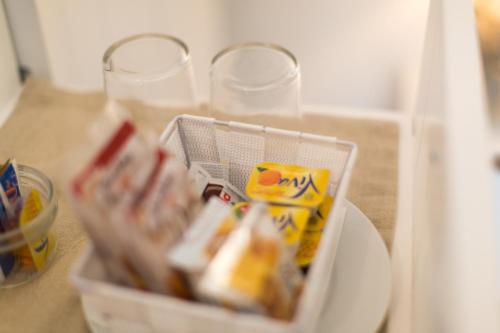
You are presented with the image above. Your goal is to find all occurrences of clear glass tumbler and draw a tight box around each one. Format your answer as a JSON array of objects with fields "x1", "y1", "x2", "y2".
[
  {"x1": 210, "y1": 42, "x2": 301, "y2": 117},
  {"x1": 103, "y1": 33, "x2": 197, "y2": 134}
]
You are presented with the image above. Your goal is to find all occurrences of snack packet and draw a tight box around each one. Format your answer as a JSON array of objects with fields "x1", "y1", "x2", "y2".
[
  {"x1": 0, "y1": 186, "x2": 11, "y2": 228},
  {"x1": 70, "y1": 120, "x2": 201, "y2": 294},
  {"x1": 246, "y1": 162, "x2": 330, "y2": 209},
  {"x1": 110, "y1": 150, "x2": 201, "y2": 294},
  {"x1": 189, "y1": 163, "x2": 247, "y2": 205},
  {"x1": 0, "y1": 158, "x2": 22, "y2": 207},
  {"x1": 232, "y1": 202, "x2": 310, "y2": 256},
  {"x1": 17, "y1": 189, "x2": 56, "y2": 271},
  {"x1": 295, "y1": 195, "x2": 334, "y2": 270},
  {"x1": 0, "y1": 223, "x2": 16, "y2": 283},
  {"x1": 168, "y1": 197, "x2": 235, "y2": 293},
  {"x1": 0, "y1": 252, "x2": 15, "y2": 283},
  {"x1": 70, "y1": 120, "x2": 155, "y2": 288},
  {"x1": 199, "y1": 203, "x2": 303, "y2": 320}
]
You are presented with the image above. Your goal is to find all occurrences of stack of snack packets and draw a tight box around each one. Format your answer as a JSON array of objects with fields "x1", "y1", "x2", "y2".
[
  {"x1": 69, "y1": 120, "x2": 202, "y2": 294},
  {"x1": 245, "y1": 162, "x2": 335, "y2": 269},
  {"x1": 198, "y1": 203, "x2": 304, "y2": 320}
]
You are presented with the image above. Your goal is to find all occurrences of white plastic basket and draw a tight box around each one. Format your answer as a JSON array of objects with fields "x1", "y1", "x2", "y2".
[{"x1": 71, "y1": 114, "x2": 358, "y2": 333}]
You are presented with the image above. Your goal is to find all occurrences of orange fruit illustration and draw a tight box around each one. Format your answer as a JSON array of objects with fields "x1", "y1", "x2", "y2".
[{"x1": 258, "y1": 169, "x2": 281, "y2": 186}]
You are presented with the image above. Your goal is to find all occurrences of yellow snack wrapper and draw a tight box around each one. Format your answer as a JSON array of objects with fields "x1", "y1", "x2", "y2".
[
  {"x1": 199, "y1": 204, "x2": 303, "y2": 320},
  {"x1": 268, "y1": 205, "x2": 310, "y2": 248},
  {"x1": 19, "y1": 189, "x2": 55, "y2": 271},
  {"x1": 295, "y1": 195, "x2": 334, "y2": 267},
  {"x1": 233, "y1": 202, "x2": 310, "y2": 254},
  {"x1": 246, "y1": 162, "x2": 330, "y2": 208}
]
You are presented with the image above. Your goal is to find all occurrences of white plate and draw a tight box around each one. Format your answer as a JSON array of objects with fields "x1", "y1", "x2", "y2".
[{"x1": 317, "y1": 200, "x2": 392, "y2": 333}]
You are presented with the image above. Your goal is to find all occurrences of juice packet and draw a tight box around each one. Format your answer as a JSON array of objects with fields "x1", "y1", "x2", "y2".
[
  {"x1": 295, "y1": 195, "x2": 334, "y2": 269},
  {"x1": 168, "y1": 198, "x2": 236, "y2": 293},
  {"x1": 17, "y1": 189, "x2": 55, "y2": 271},
  {"x1": 246, "y1": 162, "x2": 330, "y2": 209},
  {"x1": 233, "y1": 202, "x2": 310, "y2": 256},
  {"x1": 199, "y1": 203, "x2": 303, "y2": 320}
]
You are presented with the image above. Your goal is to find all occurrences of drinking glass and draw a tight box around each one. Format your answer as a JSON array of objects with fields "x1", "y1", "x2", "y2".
[
  {"x1": 103, "y1": 33, "x2": 197, "y2": 134},
  {"x1": 210, "y1": 42, "x2": 300, "y2": 117}
]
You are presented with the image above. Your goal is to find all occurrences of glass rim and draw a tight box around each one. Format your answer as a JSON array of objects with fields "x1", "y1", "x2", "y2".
[
  {"x1": 103, "y1": 33, "x2": 191, "y2": 77},
  {"x1": 210, "y1": 42, "x2": 300, "y2": 92},
  {"x1": 0, "y1": 165, "x2": 57, "y2": 247}
]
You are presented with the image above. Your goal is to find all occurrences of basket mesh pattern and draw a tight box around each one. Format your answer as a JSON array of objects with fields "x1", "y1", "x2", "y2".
[
  {"x1": 164, "y1": 124, "x2": 187, "y2": 166},
  {"x1": 226, "y1": 130, "x2": 265, "y2": 192},
  {"x1": 178, "y1": 117, "x2": 219, "y2": 166},
  {"x1": 264, "y1": 132, "x2": 300, "y2": 165},
  {"x1": 297, "y1": 141, "x2": 350, "y2": 193},
  {"x1": 162, "y1": 116, "x2": 353, "y2": 195},
  {"x1": 196, "y1": 162, "x2": 229, "y2": 180}
]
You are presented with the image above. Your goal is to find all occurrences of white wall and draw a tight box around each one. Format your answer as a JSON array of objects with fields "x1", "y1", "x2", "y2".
[
  {"x1": 0, "y1": 2, "x2": 21, "y2": 125},
  {"x1": 225, "y1": 0, "x2": 428, "y2": 110},
  {"x1": 27, "y1": 0, "x2": 427, "y2": 110},
  {"x1": 4, "y1": 0, "x2": 49, "y2": 79},
  {"x1": 34, "y1": 0, "x2": 227, "y2": 95}
]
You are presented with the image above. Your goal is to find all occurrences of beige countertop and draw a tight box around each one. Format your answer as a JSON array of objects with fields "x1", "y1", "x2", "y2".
[{"x1": 0, "y1": 79, "x2": 398, "y2": 333}]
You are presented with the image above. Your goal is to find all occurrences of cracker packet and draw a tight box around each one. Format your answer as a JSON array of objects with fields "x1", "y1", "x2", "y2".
[
  {"x1": 69, "y1": 120, "x2": 149, "y2": 287},
  {"x1": 232, "y1": 202, "x2": 310, "y2": 256},
  {"x1": 111, "y1": 149, "x2": 201, "y2": 295},
  {"x1": 168, "y1": 197, "x2": 236, "y2": 294},
  {"x1": 69, "y1": 119, "x2": 201, "y2": 294},
  {"x1": 199, "y1": 203, "x2": 303, "y2": 320}
]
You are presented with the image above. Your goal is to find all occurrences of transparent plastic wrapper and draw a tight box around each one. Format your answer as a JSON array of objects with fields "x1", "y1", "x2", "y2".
[
  {"x1": 168, "y1": 197, "x2": 236, "y2": 295},
  {"x1": 68, "y1": 117, "x2": 201, "y2": 294},
  {"x1": 199, "y1": 203, "x2": 303, "y2": 320},
  {"x1": 232, "y1": 202, "x2": 310, "y2": 257}
]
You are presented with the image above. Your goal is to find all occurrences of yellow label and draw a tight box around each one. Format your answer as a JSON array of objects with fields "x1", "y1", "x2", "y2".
[
  {"x1": 295, "y1": 195, "x2": 334, "y2": 267},
  {"x1": 246, "y1": 162, "x2": 330, "y2": 208},
  {"x1": 19, "y1": 189, "x2": 55, "y2": 271},
  {"x1": 268, "y1": 205, "x2": 310, "y2": 247},
  {"x1": 228, "y1": 236, "x2": 279, "y2": 300}
]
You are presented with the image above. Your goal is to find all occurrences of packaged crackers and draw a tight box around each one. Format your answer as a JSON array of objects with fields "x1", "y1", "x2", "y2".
[
  {"x1": 232, "y1": 202, "x2": 310, "y2": 256},
  {"x1": 168, "y1": 197, "x2": 237, "y2": 294},
  {"x1": 198, "y1": 203, "x2": 303, "y2": 320},
  {"x1": 69, "y1": 120, "x2": 201, "y2": 294}
]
